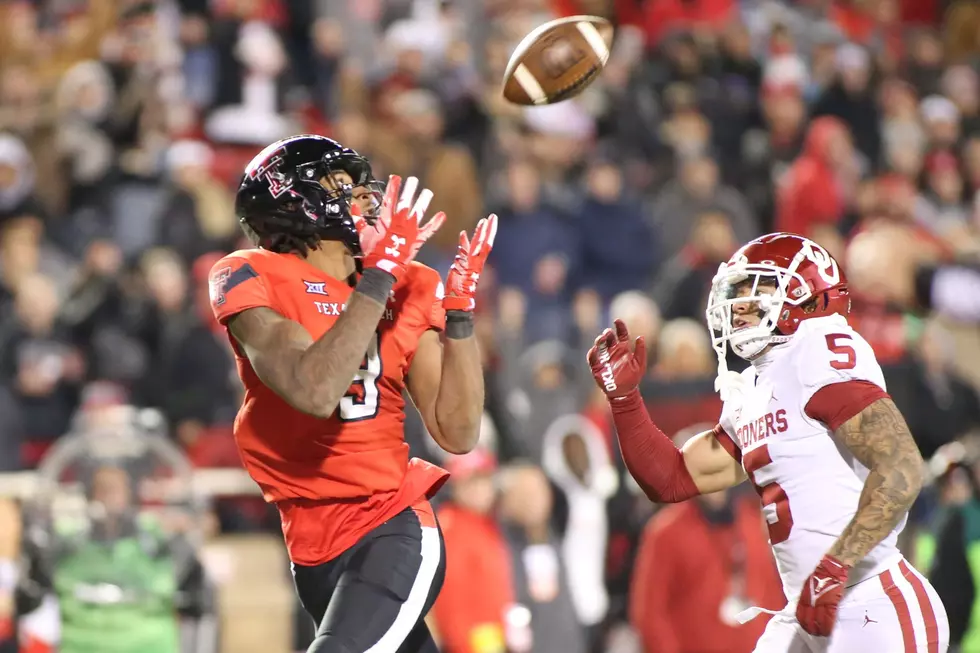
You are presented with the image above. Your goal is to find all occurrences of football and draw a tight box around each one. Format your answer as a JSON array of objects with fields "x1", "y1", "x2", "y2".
[{"x1": 502, "y1": 15, "x2": 614, "y2": 106}]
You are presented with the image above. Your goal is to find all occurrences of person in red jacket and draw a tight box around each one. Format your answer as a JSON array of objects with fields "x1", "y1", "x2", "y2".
[
  {"x1": 431, "y1": 449, "x2": 516, "y2": 653},
  {"x1": 775, "y1": 116, "x2": 855, "y2": 239},
  {"x1": 629, "y1": 429, "x2": 785, "y2": 653}
]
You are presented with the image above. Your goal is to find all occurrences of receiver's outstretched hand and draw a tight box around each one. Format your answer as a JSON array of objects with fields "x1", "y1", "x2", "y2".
[
  {"x1": 360, "y1": 175, "x2": 445, "y2": 280},
  {"x1": 443, "y1": 214, "x2": 498, "y2": 312},
  {"x1": 587, "y1": 319, "x2": 647, "y2": 401}
]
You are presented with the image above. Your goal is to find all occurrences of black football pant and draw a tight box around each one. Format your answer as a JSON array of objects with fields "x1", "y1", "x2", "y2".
[{"x1": 292, "y1": 505, "x2": 446, "y2": 653}]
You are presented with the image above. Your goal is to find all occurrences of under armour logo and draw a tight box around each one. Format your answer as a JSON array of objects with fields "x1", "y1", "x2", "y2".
[
  {"x1": 863, "y1": 614, "x2": 877, "y2": 628},
  {"x1": 385, "y1": 235, "x2": 407, "y2": 258}
]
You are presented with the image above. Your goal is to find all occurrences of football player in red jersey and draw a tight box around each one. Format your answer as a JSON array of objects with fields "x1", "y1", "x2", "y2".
[{"x1": 207, "y1": 134, "x2": 496, "y2": 653}]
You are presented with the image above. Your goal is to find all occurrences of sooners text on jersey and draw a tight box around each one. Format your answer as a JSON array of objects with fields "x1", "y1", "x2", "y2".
[{"x1": 712, "y1": 314, "x2": 900, "y2": 598}]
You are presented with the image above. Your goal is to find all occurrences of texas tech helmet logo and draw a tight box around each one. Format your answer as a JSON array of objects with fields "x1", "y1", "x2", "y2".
[
  {"x1": 245, "y1": 153, "x2": 294, "y2": 199},
  {"x1": 265, "y1": 169, "x2": 292, "y2": 199}
]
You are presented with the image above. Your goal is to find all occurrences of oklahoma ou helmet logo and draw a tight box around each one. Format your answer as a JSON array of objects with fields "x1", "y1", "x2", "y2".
[{"x1": 799, "y1": 239, "x2": 840, "y2": 286}]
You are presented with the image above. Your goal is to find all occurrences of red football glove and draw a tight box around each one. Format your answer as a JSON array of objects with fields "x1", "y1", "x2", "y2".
[
  {"x1": 351, "y1": 202, "x2": 383, "y2": 258},
  {"x1": 360, "y1": 175, "x2": 445, "y2": 280},
  {"x1": 443, "y1": 214, "x2": 498, "y2": 312},
  {"x1": 587, "y1": 319, "x2": 647, "y2": 401},
  {"x1": 796, "y1": 555, "x2": 851, "y2": 637}
]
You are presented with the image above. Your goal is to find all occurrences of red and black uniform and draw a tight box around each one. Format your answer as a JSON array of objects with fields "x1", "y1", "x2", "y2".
[{"x1": 209, "y1": 247, "x2": 448, "y2": 652}]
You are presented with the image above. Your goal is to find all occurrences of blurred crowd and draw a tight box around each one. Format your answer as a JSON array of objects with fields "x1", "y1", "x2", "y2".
[{"x1": 2, "y1": 0, "x2": 980, "y2": 652}]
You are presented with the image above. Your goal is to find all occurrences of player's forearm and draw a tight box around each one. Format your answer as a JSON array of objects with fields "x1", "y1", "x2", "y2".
[
  {"x1": 609, "y1": 390, "x2": 700, "y2": 503},
  {"x1": 828, "y1": 462, "x2": 923, "y2": 566},
  {"x1": 433, "y1": 312, "x2": 483, "y2": 454},
  {"x1": 827, "y1": 399, "x2": 924, "y2": 566},
  {"x1": 296, "y1": 269, "x2": 394, "y2": 418}
]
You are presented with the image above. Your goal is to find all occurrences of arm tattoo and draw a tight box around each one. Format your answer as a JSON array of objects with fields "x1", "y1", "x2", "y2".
[
  {"x1": 229, "y1": 271, "x2": 394, "y2": 418},
  {"x1": 827, "y1": 397, "x2": 924, "y2": 567}
]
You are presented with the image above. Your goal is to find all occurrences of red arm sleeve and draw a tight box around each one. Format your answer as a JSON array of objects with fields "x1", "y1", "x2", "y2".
[
  {"x1": 804, "y1": 380, "x2": 890, "y2": 431},
  {"x1": 208, "y1": 256, "x2": 275, "y2": 324},
  {"x1": 609, "y1": 390, "x2": 700, "y2": 503},
  {"x1": 630, "y1": 520, "x2": 682, "y2": 653}
]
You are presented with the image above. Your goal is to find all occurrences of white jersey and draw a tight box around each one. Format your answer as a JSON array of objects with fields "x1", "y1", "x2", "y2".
[{"x1": 716, "y1": 314, "x2": 904, "y2": 600}]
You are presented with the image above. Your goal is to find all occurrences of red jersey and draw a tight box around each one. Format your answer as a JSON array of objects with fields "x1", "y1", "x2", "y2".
[{"x1": 208, "y1": 248, "x2": 449, "y2": 564}]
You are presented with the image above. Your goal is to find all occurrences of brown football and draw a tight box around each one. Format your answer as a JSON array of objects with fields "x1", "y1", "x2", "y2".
[{"x1": 502, "y1": 15, "x2": 614, "y2": 106}]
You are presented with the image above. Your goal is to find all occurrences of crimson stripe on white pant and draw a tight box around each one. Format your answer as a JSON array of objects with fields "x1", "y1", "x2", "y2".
[
  {"x1": 899, "y1": 560, "x2": 940, "y2": 653},
  {"x1": 880, "y1": 568, "x2": 916, "y2": 653},
  {"x1": 881, "y1": 560, "x2": 946, "y2": 653}
]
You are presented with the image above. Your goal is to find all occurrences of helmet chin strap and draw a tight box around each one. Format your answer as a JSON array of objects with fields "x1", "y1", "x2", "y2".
[
  {"x1": 714, "y1": 307, "x2": 792, "y2": 400},
  {"x1": 714, "y1": 344, "x2": 745, "y2": 401},
  {"x1": 715, "y1": 367, "x2": 745, "y2": 402}
]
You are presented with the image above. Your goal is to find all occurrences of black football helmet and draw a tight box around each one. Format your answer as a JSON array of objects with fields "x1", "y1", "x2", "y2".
[{"x1": 234, "y1": 134, "x2": 382, "y2": 256}]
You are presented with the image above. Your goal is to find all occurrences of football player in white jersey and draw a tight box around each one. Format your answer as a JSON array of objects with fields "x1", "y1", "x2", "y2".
[{"x1": 588, "y1": 233, "x2": 949, "y2": 652}]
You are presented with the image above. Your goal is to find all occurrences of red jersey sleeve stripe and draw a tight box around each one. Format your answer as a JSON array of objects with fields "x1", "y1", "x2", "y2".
[
  {"x1": 711, "y1": 424, "x2": 741, "y2": 464},
  {"x1": 804, "y1": 380, "x2": 890, "y2": 432}
]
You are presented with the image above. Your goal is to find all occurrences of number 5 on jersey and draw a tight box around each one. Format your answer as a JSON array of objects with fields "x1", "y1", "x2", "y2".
[
  {"x1": 741, "y1": 333, "x2": 860, "y2": 544},
  {"x1": 339, "y1": 332, "x2": 382, "y2": 422},
  {"x1": 744, "y1": 445, "x2": 794, "y2": 544}
]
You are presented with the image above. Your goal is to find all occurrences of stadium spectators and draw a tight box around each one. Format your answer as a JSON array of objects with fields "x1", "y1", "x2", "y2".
[
  {"x1": 629, "y1": 429, "x2": 785, "y2": 653},
  {"x1": 432, "y1": 449, "x2": 514, "y2": 653},
  {"x1": 0, "y1": 0, "x2": 979, "y2": 651}
]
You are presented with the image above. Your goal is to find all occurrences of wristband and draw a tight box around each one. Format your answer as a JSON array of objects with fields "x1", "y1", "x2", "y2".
[
  {"x1": 445, "y1": 310, "x2": 475, "y2": 339},
  {"x1": 355, "y1": 268, "x2": 396, "y2": 305}
]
